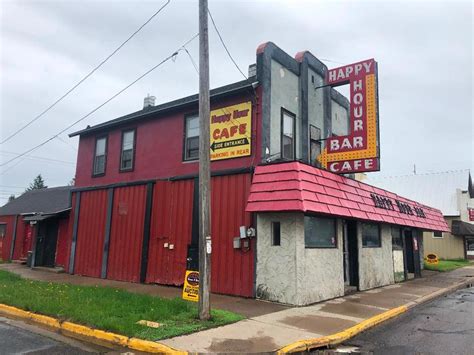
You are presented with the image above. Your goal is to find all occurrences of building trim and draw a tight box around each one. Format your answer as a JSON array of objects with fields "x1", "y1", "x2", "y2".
[
  {"x1": 9, "y1": 215, "x2": 18, "y2": 261},
  {"x1": 69, "y1": 79, "x2": 256, "y2": 138},
  {"x1": 101, "y1": 188, "x2": 114, "y2": 279},
  {"x1": 168, "y1": 166, "x2": 254, "y2": 181},
  {"x1": 68, "y1": 191, "x2": 81, "y2": 274},
  {"x1": 139, "y1": 182, "x2": 154, "y2": 283}
]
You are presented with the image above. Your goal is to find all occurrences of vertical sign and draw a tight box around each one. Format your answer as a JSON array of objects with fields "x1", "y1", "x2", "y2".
[
  {"x1": 210, "y1": 101, "x2": 252, "y2": 161},
  {"x1": 317, "y1": 59, "x2": 380, "y2": 174},
  {"x1": 469, "y1": 208, "x2": 474, "y2": 221}
]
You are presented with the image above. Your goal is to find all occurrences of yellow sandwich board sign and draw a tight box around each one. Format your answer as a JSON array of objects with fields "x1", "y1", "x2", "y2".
[{"x1": 182, "y1": 270, "x2": 199, "y2": 302}]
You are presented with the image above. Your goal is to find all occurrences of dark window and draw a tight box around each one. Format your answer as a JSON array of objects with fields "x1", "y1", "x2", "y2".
[
  {"x1": 362, "y1": 223, "x2": 381, "y2": 247},
  {"x1": 310, "y1": 125, "x2": 321, "y2": 166},
  {"x1": 185, "y1": 115, "x2": 199, "y2": 160},
  {"x1": 93, "y1": 136, "x2": 107, "y2": 176},
  {"x1": 281, "y1": 109, "x2": 295, "y2": 160},
  {"x1": 271, "y1": 222, "x2": 281, "y2": 246},
  {"x1": 0, "y1": 224, "x2": 6, "y2": 238},
  {"x1": 304, "y1": 215, "x2": 337, "y2": 248},
  {"x1": 467, "y1": 239, "x2": 474, "y2": 251},
  {"x1": 120, "y1": 129, "x2": 135, "y2": 171},
  {"x1": 433, "y1": 231, "x2": 443, "y2": 238},
  {"x1": 391, "y1": 227, "x2": 403, "y2": 250}
]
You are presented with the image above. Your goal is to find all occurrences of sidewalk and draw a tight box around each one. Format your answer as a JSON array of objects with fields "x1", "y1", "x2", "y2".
[
  {"x1": 1, "y1": 263, "x2": 473, "y2": 353},
  {"x1": 162, "y1": 266, "x2": 474, "y2": 353}
]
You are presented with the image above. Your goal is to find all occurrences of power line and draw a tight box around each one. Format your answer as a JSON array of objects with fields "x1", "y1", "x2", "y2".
[
  {"x1": 0, "y1": 33, "x2": 199, "y2": 168},
  {"x1": 0, "y1": 156, "x2": 28, "y2": 176},
  {"x1": 0, "y1": 150, "x2": 75, "y2": 165},
  {"x1": 183, "y1": 46, "x2": 199, "y2": 75},
  {"x1": 0, "y1": 0, "x2": 171, "y2": 145},
  {"x1": 55, "y1": 135, "x2": 78, "y2": 152},
  {"x1": 207, "y1": 8, "x2": 247, "y2": 81}
]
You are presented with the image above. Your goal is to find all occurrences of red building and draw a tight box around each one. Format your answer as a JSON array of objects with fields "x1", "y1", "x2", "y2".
[{"x1": 0, "y1": 43, "x2": 449, "y2": 305}]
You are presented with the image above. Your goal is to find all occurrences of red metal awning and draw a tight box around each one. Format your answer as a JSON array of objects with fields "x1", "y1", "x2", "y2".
[{"x1": 246, "y1": 162, "x2": 449, "y2": 232}]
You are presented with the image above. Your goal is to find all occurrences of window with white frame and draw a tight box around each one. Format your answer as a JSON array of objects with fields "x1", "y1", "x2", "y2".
[
  {"x1": 184, "y1": 115, "x2": 199, "y2": 160},
  {"x1": 120, "y1": 129, "x2": 135, "y2": 171},
  {"x1": 93, "y1": 136, "x2": 107, "y2": 176},
  {"x1": 281, "y1": 109, "x2": 295, "y2": 160}
]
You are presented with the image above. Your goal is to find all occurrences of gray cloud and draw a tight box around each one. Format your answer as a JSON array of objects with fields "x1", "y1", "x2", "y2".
[{"x1": 0, "y1": 0, "x2": 472, "y2": 201}]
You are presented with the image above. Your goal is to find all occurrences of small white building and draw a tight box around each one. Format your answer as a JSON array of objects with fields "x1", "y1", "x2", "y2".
[{"x1": 246, "y1": 162, "x2": 448, "y2": 306}]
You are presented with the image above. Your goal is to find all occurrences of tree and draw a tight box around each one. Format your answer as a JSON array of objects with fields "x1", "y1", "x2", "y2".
[
  {"x1": 26, "y1": 174, "x2": 47, "y2": 192},
  {"x1": 8, "y1": 195, "x2": 15, "y2": 202},
  {"x1": 68, "y1": 177, "x2": 76, "y2": 186}
]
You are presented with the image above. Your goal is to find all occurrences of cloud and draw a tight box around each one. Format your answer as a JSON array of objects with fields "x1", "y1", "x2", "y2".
[{"x1": 0, "y1": 0, "x2": 472, "y2": 199}]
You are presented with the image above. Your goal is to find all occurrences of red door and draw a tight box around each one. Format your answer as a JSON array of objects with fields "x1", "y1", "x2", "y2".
[
  {"x1": 146, "y1": 180, "x2": 193, "y2": 285},
  {"x1": 107, "y1": 185, "x2": 147, "y2": 283},
  {"x1": 22, "y1": 224, "x2": 33, "y2": 258}
]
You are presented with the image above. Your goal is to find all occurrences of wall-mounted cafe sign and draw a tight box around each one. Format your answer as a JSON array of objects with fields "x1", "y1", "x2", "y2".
[{"x1": 370, "y1": 193, "x2": 425, "y2": 218}]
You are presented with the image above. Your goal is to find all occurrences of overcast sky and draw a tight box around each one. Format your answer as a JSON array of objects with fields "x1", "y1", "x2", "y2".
[{"x1": 0, "y1": 0, "x2": 472, "y2": 202}]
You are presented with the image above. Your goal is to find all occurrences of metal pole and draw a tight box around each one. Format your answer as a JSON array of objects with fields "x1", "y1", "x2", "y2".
[{"x1": 198, "y1": 0, "x2": 211, "y2": 320}]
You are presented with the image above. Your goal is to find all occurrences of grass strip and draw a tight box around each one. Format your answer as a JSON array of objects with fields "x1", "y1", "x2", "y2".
[
  {"x1": 424, "y1": 259, "x2": 471, "y2": 272},
  {"x1": 0, "y1": 270, "x2": 243, "y2": 340}
]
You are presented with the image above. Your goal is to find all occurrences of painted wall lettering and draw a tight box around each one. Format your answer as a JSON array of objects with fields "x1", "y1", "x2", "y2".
[{"x1": 371, "y1": 193, "x2": 425, "y2": 218}]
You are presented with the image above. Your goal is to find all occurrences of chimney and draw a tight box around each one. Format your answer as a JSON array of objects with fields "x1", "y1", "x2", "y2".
[
  {"x1": 248, "y1": 64, "x2": 257, "y2": 78},
  {"x1": 143, "y1": 94, "x2": 156, "y2": 109}
]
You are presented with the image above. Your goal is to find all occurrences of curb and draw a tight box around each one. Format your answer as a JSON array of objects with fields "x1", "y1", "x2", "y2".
[
  {"x1": 0, "y1": 304, "x2": 186, "y2": 354},
  {"x1": 277, "y1": 277, "x2": 474, "y2": 354}
]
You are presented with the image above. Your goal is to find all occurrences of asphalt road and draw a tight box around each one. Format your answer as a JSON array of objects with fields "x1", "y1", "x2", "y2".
[
  {"x1": 335, "y1": 287, "x2": 474, "y2": 355},
  {"x1": 0, "y1": 317, "x2": 117, "y2": 355}
]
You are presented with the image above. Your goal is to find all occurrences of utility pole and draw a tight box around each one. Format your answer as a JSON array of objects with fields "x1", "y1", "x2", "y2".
[{"x1": 198, "y1": 0, "x2": 211, "y2": 321}]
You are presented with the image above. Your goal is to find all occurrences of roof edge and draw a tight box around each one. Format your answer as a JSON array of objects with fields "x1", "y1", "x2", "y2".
[{"x1": 69, "y1": 78, "x2": 257, "y2": 138}]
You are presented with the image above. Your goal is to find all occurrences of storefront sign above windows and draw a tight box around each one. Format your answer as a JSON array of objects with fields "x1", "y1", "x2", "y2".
[
  {"x1": 370, "y1": 193, "x2": 426, "y2": 218},
  {"x1": 210, "y1": 101, "x2": 252, "y2": 161},
  {"x1": 317, "y1": 59, "x2": 380, "y2": 174}
]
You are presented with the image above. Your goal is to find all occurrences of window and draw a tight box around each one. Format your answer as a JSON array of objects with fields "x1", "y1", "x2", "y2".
[
  {"x1": 184, "y1": 115, "x2": 199, "y2": 160},
  {"x1": 391, "y1": 227, "x2": 403, "y2": 250},
  {"x1": 93, "y1": 136, "x2": 107, "y2": 176},
  {"x1": 304, "y1": 215, "x2": 337, "y2": 248},
  {"x1": 281, "y1": 109, "x2": 295, "y2": 160},
  {"x1": 0, "y1": 224, "x2": 6, "y2": 238},
  {"x1": 362, "y1": 223, "x2": 381, "y2": 247},
  {"x1": 310, "y1": 125, "x2": 321, "y2": 166},
  {"x1": 271, "y1": 222, "x2": 281, "y2": 246},
  {"x1": 120, "y1": 129, "x2": 135, "y2": 171},
  {"x1": 433, "y1": 231, "x2": 443, "y2": 238}
]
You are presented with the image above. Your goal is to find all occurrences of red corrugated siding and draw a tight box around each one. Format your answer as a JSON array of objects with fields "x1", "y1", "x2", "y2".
[
  {"x1": 0, "y1": 215, "x2": 15, "y2": 261},
  {"x1": 55, "y1": 217, "x2": 72, "y2": 269},
  {"x1": 12, "y1": 218, "x2": 26, "y2": 260},
  {"x1": 107, "y1": 185, "x2": 147, "y2": 282},
  {"x1": 146, "y1": 180, "x2": 194, "y2": 285},
  {"x1": 146, "y1": 174, "x2": 255, "y2": 297},
  {"x1": 211, "y1": 173, "x2": 254, "y2": 297},
  {"x1": 74, "y1": 190, "x2": 108, "y2": 277}
]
